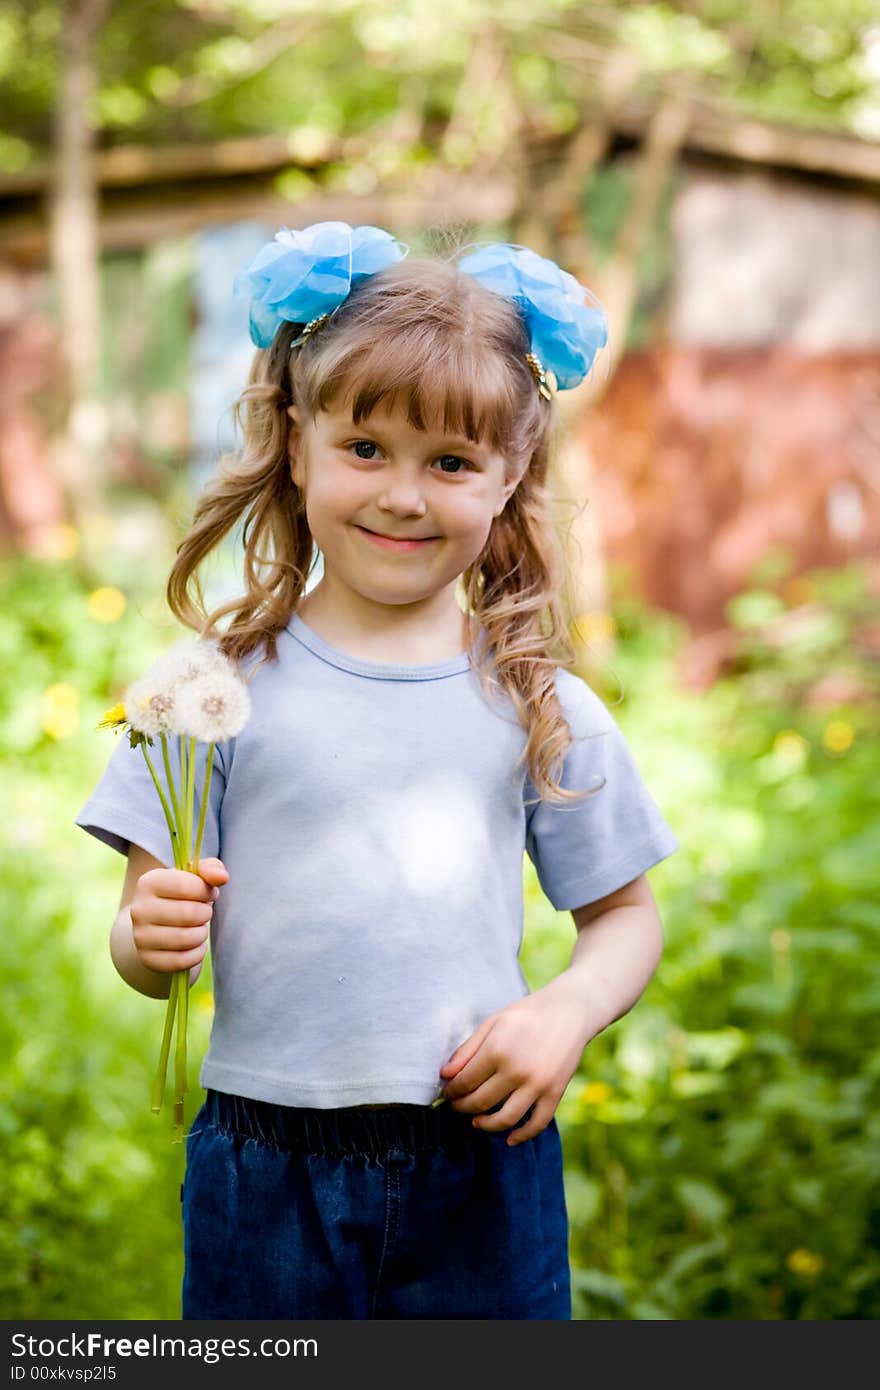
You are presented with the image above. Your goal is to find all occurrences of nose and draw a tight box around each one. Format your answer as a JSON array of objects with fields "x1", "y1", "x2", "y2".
[{"x1": 376, "y1": 471, "x2": 428, "y2": 519}]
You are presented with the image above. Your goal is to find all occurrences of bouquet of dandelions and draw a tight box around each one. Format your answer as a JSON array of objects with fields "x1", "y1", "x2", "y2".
[{"x1": 98, "y1": 638, "x2": 250, "y2": 1143}]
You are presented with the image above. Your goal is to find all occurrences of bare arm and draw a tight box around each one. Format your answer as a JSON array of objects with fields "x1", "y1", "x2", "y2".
[
  {"x1": 111, "y1": 845, "x2": 204, "y2": 1000},
  {"x1": 561, "y1": 872, "x2": 664, "y2": 1037}
]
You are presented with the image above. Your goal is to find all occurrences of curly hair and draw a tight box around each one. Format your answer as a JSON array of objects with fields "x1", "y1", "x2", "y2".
[{"x1": 166, "y1": 253, "x2": 601, "y2": 806}]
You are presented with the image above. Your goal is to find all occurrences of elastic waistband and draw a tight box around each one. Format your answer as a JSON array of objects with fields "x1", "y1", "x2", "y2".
[{"x1": 202, "y1": 1088, "x2": 522, "y2": 1158}]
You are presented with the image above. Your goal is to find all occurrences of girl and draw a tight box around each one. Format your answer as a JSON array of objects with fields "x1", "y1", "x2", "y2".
[{"x1": 75, "y1": 222, "x2": 679, "y2": 1320}]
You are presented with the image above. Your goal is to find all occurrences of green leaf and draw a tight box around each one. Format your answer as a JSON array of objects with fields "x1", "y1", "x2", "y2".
[{"x1": 674, "y1": 1178, "x2": 731, "y2": 1227}]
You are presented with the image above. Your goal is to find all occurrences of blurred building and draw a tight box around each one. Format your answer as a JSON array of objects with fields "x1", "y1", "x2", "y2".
[{"x1": 584, "y1": 165, "x2": 880, "y2": 649}]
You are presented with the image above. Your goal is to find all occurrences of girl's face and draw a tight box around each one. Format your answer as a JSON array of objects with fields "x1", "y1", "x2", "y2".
[{"x1": 287, "y1": 399, "x2": 523, "y2": 621}]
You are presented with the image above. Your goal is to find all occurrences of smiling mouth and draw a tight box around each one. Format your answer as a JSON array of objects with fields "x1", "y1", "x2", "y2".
[{"x1": 357, "y1": 526, "x2": 439, "y2": 545}]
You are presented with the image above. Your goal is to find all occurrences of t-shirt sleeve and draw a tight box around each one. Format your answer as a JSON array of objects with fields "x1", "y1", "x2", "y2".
[
  {"x1": 524, "y1": 669, "x2": 680, "y2": 912},
  {"x1": 73, "y1": 730, "x2": 227, "y2": 866}
]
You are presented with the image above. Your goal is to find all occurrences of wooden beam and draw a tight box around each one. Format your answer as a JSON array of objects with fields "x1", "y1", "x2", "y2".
[
  {"x1": 1, "y1": 95, "x2": 878, "y2": 205},
  {"x1": 613, "y1": 96, "x2": 880, "y2": 185},
  {"x1": 0, "y1": 134, "x2": 333, "y2": 197},
  {"x1": 0, "y1": 170, "x2": 517, "y2": 262}
]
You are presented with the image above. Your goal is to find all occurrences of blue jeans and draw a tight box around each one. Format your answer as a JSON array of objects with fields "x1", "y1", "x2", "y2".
[{"x1": 181, "y1": 1088, "x2": 571, "y2": 1319}]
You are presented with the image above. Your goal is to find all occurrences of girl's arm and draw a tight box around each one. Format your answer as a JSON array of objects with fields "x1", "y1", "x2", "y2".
[{"x1": 562, "y1": 873, "x2": 664, "y2": 1038}]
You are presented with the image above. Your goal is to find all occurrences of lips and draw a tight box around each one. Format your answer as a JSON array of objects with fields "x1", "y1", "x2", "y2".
[
  {"x1": 357, "y1": 526, "x2": 439, "y2": 551},
  {"x1": 360, "y1": 527, "x2": 436, "y2": 541}
]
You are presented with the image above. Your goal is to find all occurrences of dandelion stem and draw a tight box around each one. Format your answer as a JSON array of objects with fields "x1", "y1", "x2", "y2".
[
  {"x1": 151, "y1": 975, "x2": 178, "y2": 1113},
  {"x1": 173, "y1": 968, "x2": 189, "y2": 1143},
  {"x1": 186, "y1": 737, "x2": 197, "y2": 868},
  {"x1": 161, "y1": 733, "x2": 182, "y2": 849},
  {"x1": 192, "y1": 743, "x2": 215, "y2": 865},
  {"x1": 142, "y1": 740, "x2": 192, "y2": 1137},
  {"x1": 140, "y1": 745, "x2": 179, "y2": 857}
]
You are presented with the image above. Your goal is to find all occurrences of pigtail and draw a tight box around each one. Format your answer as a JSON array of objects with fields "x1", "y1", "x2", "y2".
[
  {"x1": 461, "y1": 432, "x2": 597, "y2": 809},
  {"x1": 166, "y1": 327, "x2": 313, "y2": 676}
]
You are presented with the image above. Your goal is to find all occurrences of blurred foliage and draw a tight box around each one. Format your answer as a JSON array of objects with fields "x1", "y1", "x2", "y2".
[
  {"x1": 1, "y1": 542, "x2": 877, "y2": 1317},
  {"x1": 526, "y1": 556, "x2": 880, "y2": 1319},
  {"x1": 1, "y1": 0, "x2": 878, "y2": 177}
]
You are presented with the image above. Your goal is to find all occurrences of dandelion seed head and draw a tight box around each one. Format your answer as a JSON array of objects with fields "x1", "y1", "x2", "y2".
[
  {"x1": 152, "y1": 637, "x2": 236, "y2": 689},
  {"x1": 120, "y1": 637, "x2": 248, "y2": 740},
  {"x1": 174, "y1": 672, "x2": 251, "y2": 742},
  {"x1": 125, "y1": 682, "x2": 179, "y2": 736}
]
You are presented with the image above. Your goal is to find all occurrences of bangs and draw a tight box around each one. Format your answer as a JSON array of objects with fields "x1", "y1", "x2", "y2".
[{"x1": 306, "y1": 329, "x2": 521, "y2": 451}]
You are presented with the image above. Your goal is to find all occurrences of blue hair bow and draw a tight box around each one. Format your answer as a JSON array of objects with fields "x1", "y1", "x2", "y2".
[
  {"x1": 457, "y1": 244, "x2": 608, "y2": 391},
  {"x1": 233, "y1": 221, "x2": 408, "y2": 349}
]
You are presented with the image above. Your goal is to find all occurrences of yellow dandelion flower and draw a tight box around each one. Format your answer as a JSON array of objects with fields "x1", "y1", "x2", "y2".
[
  {"x1": 580, "y1": 1081, "x2": 613, "y2": 1106},
  {"x1": 572, "y1": 611, "x2": 616, "y2": 645},
  {"x1": 786, "y1": 1248, "x2": 823, "y2": 1277},
  {"x1": 43, "y1": 683, "x2": 79, "y2": 740},
  {"x1": 88, "y1": 586, "x2": 127, "y2": 623},
  {"x1": 97, "y1": 702, "x2": 128, "y2": 730},
  {"x1": 823, "y1": 721, "x2": 854, "y2": 753}
]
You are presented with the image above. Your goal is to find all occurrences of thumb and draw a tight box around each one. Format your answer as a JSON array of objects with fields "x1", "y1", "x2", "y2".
[
  {"x1": 197, "y1": 857, "x2": 229, "y2": 887},
  {"x1": 440, "y1": 1014, "x2": 496, "y2": 1075}
]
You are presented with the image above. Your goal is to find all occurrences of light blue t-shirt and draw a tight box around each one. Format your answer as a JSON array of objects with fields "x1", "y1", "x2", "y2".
[{"x1": 74, "y1": 613, "x2": 680, "y2": 1108}]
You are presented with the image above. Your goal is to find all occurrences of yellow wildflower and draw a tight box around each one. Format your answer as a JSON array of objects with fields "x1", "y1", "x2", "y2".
[
  {"x1": 97, "y1": 702, "x2": 128, "y2": 730},
  {"x1": 823, "y1": 721, "x2": 854, "y2": 753},
  {"x1": 786, "y1": 1248, "x2": 823, "y2": 1277},
  {"x1": 88, "y1": 587, "x2": 127, "y2": 623},
  {"x1": 580, "y1": 1081, "x2": 613, "y2": 1105},
  {"x1": 43, "y1": 683, "x2": 79, "y2": 740}
]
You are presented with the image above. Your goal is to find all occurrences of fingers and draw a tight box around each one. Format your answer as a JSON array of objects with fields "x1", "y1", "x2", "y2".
[
  {"x1": 136, "y1": 937, "x2": 209, "y2": 975},
  {"x1": 131, "y1": 906, "x2": 211, "y2": 961},
  {"x1": 132, "y1": 863, "x2": 224, "y2": 973},
  {"x1": 137, "y1": 942, "x2": 209, "y2": 973},
  {"x1": 136, "y1": 889, "x2": 215, "y2": 927},
  {"x1": 454, "y1": 1088, "x2": 555, "y2": 1146},
  {"x1": 502, "y1": 1097, "x2": 555, "y2": 1146},
  {"x1": 197, "y1": 857, "x2": 229, "y2": 887},
  {"x1": 447, "y1": 1076, "x2": 507, "y2": 1115},
  {"x1": 149, "y1": 863, "x2": 227, "y2": 900},
  {"x1": 440, "y1": 1013, "x2": 497, "y2": 1083}
]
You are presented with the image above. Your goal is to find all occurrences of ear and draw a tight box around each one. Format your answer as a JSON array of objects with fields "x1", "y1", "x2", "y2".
[{"x1": 494, "y1": 460, "x2": 528, "y2": 516}]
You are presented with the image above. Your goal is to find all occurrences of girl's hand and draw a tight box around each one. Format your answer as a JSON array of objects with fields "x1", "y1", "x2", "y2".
[
  {"x1": 438, "y1": 974, "x2": 595, "y2": 1146},
  {"x1": 130, "y1": 857, "x2": 228, "y2": 975}
]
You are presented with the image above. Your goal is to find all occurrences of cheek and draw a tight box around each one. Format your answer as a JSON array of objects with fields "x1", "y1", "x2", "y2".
[
  {"x1": 303, "y1": 468, "x2": 359, "y2": 517},
  {"x1": 444, "y1": 489, "x2": 498, "y2": 535}
]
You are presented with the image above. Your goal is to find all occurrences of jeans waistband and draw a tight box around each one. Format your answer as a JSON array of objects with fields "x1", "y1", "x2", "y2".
[{"x1": 203, "y1": 1088, "x2": 513, "y2": 1158}]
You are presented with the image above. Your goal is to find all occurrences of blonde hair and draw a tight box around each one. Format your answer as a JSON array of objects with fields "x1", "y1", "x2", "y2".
[{"x1": 167, "y1": 254, "x2": 601, "y2": 806}]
